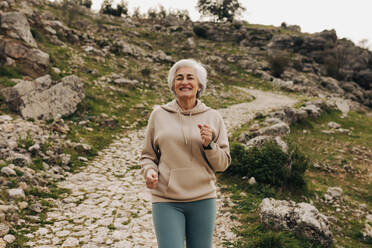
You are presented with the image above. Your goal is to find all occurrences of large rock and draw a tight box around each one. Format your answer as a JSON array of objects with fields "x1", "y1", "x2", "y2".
[
  {"x1": 8, "y1": 188, "x2": 26, "y2": 199},
  {"x1": 243, "y1": 135, "x2": 288, "y2": 153},
  {"x1": 0, "y1": 223, "x2": 9, "y2": 236},
  {"x1": 259, "y1": 198, "x2": 333, "y2": 247},
  {"x1": 0, "y1": 12, "x2": 37, "y2": 48},
  {"x1": 0, "y1": 39, "x2": 50, "y2": 77},
  {"x1": 320, "y1": 77, "x2": 344, "y2": 95},
  {"x1": 362, "y1": 214, "x2": 372, "y2": 242},
  {"x1": 324, "y1": 187, "x2": 343, "y2": 204},
  {"x1": 258, "y1": 122, "x2": 290, "y2": 136},
  {"x1": 1, "y1": 75, "x2": 85, "y2": 120}
]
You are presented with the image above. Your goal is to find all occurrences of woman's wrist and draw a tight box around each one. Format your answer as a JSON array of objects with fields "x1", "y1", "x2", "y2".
[{"x1": 203, "y1": 141, "x2": 214, "y2": 150}]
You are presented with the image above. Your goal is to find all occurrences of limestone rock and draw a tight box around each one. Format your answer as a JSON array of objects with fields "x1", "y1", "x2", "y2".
[
  {"x1": 241, "y1": 135, "x2": 288, "y2": 153},
  {"x1": 7, "y1": 153, "x2": 32, "y2": 167},
  {"x1": 0, "y1": 12, "x2": 37, "y2": 48},
  {"x1": 62, "y1": 237, "x2": 79, "y2": 247},
  {"x1": 3, "y1": 234, "x2": 15, "y2": 243},
  {"x1": 0, "y1": 238, "x2": 5, "y2": 248},
  {"x1": 328, "y1": 121, "x2": 341, "y2": 129},
  {"x1": 8, "y1": 188, "x2": 25, "y2": 199},
  {"x1": 0, "y1": 39, "x2": 50, "y2": 77},
  {"x1": 248, "y1": 177, "x2": 256, "y2": 185},
  {"x1": 259, "y1": 122, "x2": 290, "y2": 136},
  {"x1": 112, "y1": 78, "x2": 140, "y2": 89},
  {"x1": 362, "y1": 214, "x2": 372, "y2": 241},
  {"x1": 0, "y1": 1, "x2": 9, "y2": 10},
  {"x1": 1, "y1": 166, "x2": 16, "y2": 176},
  {"x1": 259, "y1": 198, "x2": 333, "y2": 247},
  {"x1": 324, "y1": 187, "x2": 343, "y2": 203},
  {"x1": 1, "y1": 75, "x2": 85, "y2": 121},
  {"x1": 301, "y1": 104, "x2": 321, "y2": 118},
  {"x1": 0, "y1": 223, "x2": 9, "y2": 236},
  {"x1": 321, "y1": 77, "x2": 344, "y2": 95}
]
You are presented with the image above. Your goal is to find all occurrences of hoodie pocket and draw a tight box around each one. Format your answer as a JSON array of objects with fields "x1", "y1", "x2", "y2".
[{"x1": 166, "y1": 167, "x2": 215, "y2": 200}]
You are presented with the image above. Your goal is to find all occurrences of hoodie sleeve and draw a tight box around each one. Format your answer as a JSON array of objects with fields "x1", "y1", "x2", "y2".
[
  {"x1": 140, "y1": 110, "x2": 160, "y2": 178},
  {"x1": 204, "y1": 112, "x2": 231, "y2": 172}
]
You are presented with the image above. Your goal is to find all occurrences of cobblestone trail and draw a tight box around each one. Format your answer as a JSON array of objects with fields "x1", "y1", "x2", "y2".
[{"x1": 25, "y1": 89, "x2": 297, "y2": 248}]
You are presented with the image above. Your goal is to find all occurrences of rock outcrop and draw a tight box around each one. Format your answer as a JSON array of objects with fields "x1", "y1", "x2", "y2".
[
  {"x1": 1, "y1": 75, "x2": 85, "y2": 120},
  {"x1": 0, "y1": 11, "x2": 50, "y2": 77},
  {"x1": 259, "y1": 198, "x2": 333, "y2": 247}
]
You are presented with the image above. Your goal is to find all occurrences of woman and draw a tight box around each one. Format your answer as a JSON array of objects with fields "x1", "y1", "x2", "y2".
[{"x1": 140, "y1": 58, "x2": 231, "y2": 248}]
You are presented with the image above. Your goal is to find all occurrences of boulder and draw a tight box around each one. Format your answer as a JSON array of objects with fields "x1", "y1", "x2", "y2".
[
  {"x1": 112, "y1": 78, "x2": 140, "y2": 89},
  {"x1": 327, "y1": 122, "x2": 341, "y2": 129},
  {"x1": 240, "y1": 28, "x2": 273, "y2": 47},
  {"x1": 0, "y1": 1, "x2": 9, "y2": 9},
  {"x1": 248, "y1": 177, "x2": 256, "y2": 185},
  {"x1": 0, "y1": 39, "x2": 50, "y2": 77},
  {"x1": 259, "y1": 198, "x2": 333, "y2": 247},
  {"x1": 0, "y1": 223, "x2": 9, "y2": 236},
  {"x1": 242, "y1": 135, "x2": 288, "y2": 153},
  {"x1": 151, "y1": 50, "x2": 173, "y2": 63},
  {"x1": 7, "y1": 152, "x2": 32, "y2": 167},
  {"x1": 320, "y1": 77, "x2": 344, "y2": 94},
  {"x1": 8, "y1": 188, "x2": 26, "y2": 199},
  {"x1": 362, "y1": 214, "x2": 372, "y2": 242},
  {"x1": 324, "y1": 187, "x2": 343, "y2": 203},
  {"x1": 0, "y1": 12, "x2": 37, "y2": 48},
  {"x1": 3, "y1": 234, "x2": 15, "y2": 243},
  {"x1": 259, "y1": 122, "x2": 290, "y2": 136},
  {"x1": 301, "y1": 104, "x2": 321, "y2": 118},
  {"x1": 267, "y1": 35, "x2": 294, "y2": 50},
  {"x1": 111, "y1": 39, "x2": 147, "y2": 58},
  {"x1": 1, "y1": 166, "x2": 16, "y2": 176},
  {"x1": 271, "y1": 78, "x2": 294, "y2": 89},
  {"x1": 1, "y1": 75, "x2": 85, "y2": 120}
]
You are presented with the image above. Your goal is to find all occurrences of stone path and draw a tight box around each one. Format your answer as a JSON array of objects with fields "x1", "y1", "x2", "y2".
[{"x1": 25, "y1": 89, "x2": 297, "y2": 248}]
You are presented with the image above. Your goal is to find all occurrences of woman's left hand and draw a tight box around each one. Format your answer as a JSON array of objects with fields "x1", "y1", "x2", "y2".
[{"x1": 197, "y1": 124, "x2": 213, "y2": 147}]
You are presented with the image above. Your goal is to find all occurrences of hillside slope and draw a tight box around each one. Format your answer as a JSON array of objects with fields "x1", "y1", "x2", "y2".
[{"x1": 0, "y1": 0, "x2": 371, "y2": 247}]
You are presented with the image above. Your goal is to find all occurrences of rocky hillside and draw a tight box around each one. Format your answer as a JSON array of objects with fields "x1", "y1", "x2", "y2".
[{"x1": 0, "y1": 0, "x2": 371, "y2": 247}]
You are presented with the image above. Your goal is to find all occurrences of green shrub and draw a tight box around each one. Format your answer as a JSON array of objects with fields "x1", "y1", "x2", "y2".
[
  {"x1": 17, "y1": 131, "x2": 35, "y2": 150},
  {"x1": 227, "y1": 141, "x2": 308, "y2": 189},
  {"x1": 193, "y1": 25, "x2": 209, "y2": 39},
  {"x1": 0, "y1": 65, "x2": 22, "y2": 79},
  {"x1": 267, "y1": 51, "x2": 290, "y2": 77},
  {"x1": 100, "y1": 0, "x2": 128, "y2": 17}
]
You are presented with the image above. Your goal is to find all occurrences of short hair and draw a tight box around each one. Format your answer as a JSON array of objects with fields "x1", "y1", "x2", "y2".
[{"x1": 168, "y1": 59, "x2": 207, "y2": 98}]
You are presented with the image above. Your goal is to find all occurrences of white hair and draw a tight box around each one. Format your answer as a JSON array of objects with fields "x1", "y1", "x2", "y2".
[{"x1": 168, "y1": 59, "x2": 207, "y2": 98}]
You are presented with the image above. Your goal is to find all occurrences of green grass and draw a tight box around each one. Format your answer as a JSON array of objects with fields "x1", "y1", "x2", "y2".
[
  {"x1": 218, "y1": 175, "x2": 322, "y2": 248},
  {"x1": 285, "y1": 108, "x2": 372, "y2": 247},
  {"x1": 221, "y1": 107, "x2": 372, "y2": 248}
]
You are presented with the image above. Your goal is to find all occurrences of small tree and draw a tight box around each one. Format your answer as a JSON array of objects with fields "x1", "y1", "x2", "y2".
[
  {"x1": 80, "y1": 0, "x2": 92, "y2": 9},
  {"x1": 197, "y1": 0, "x2": 246, "y2": 22},
  {"x1": 100, "y1": 0, "x2": 128, "y2": 17}
]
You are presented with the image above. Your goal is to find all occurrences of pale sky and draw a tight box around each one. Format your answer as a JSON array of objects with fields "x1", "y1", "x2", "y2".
[{"x1": 62, "y1": 0, "x2": 372, "y2": 48}]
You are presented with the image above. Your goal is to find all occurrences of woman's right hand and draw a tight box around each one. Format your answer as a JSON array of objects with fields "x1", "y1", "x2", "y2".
[{"x1": 145, "y1": 169, "x2": 158, "y2": 189}]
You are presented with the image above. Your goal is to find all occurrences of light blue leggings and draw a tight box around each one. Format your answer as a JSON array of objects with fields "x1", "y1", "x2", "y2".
[{"x1": 152, "y1": 198, "x2": 217, "y2": 248}]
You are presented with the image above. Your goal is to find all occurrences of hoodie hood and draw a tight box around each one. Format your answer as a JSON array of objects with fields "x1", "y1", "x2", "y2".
[{"x1": 161, "y1": 99, "x2": 210, "y2": 115}]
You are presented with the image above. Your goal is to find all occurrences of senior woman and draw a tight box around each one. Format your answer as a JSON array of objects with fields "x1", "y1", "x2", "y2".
[{"x1": 140, "y1": 58, "x2": 231, "y2": 248}]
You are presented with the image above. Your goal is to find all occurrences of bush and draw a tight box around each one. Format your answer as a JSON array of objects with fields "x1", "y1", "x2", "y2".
[
  {"x1": 100, "y1": 0, "x2": 128, "y2": 17},
  {"x1": 227, "y1": 141, "x2": 308, "y2": 189},
  {"x1": 267, "y1": 51, "x2": 290, "y2": 78},
  {"x1": 81, "y1": 0, "x2": 92, "y2": 9},
  {"x1": 193, "y1": 25, "x2": 209, "y2": 39}
]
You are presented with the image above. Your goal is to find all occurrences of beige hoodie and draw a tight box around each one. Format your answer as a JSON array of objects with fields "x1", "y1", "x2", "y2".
[{"x1": 140, "y1": 99, "x2": 231, "y2": 202}]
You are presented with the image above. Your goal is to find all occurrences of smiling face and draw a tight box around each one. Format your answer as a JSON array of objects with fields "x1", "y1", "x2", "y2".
[{"x1": 173, "y1": 67, "x2": 200, "y2": 100}]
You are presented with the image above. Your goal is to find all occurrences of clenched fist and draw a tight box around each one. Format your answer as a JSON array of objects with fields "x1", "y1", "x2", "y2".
[
  {"x1": 197, "y1": 124, "x2": 213, "y2": 147},
  {"x1": 145, "y1": 169, "x2": 158, "y2": 189}
]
